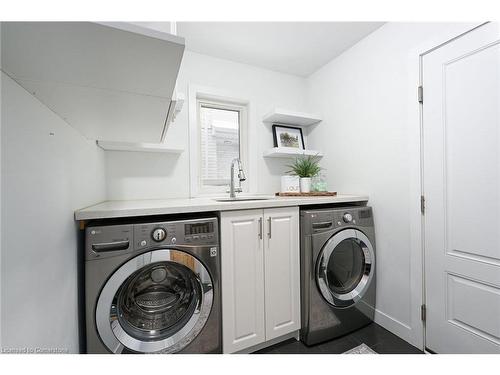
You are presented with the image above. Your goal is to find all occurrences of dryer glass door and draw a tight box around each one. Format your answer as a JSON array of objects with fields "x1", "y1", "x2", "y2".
[
  {"x1": 96, "y1": 249, "x2": 213, "y2": 353},
  {"x1": 317, "y1": 229, "x2": 374, "y2": 308}
]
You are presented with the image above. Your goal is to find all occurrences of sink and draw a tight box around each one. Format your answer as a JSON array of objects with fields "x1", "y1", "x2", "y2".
[{"x1": 213, "y1": 196, "x2": 274, "y2": 202}]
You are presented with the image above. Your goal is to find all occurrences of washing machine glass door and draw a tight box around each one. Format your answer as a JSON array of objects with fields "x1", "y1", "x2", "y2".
[
  {"x1": 316, "y1": 229, "x2": 374, "y2": 308},
  {"x1": 96, "y1": 249, "x2": 213, "y2": 353}
]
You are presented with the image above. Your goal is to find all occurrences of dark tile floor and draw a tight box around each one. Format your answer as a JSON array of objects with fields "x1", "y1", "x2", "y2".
[{"x1": 254, "y1": 323, "x2": 423, "y2": 354}]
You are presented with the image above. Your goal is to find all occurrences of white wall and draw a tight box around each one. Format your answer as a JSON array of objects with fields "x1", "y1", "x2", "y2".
[
  {"x1": 0, "y1": 22, "x2": 484, "y2": 353},
  {"x1": 105, "y1": 50, "x2": 308, "y2": 200},
  {"x1": 0, "y1": 73, "x2": 106, "y2": 353},
  {"x1": 306, "y1": 22, "x2": 478, "y2": 348}
]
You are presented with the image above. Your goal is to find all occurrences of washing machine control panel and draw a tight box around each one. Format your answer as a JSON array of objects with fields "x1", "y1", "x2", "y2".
[
  {"x1": 86, "y1": 218, "x2": 218, "y2": 260},
  {"x1": 134, "y1": 218, "x2": 218, "y2": 249}
]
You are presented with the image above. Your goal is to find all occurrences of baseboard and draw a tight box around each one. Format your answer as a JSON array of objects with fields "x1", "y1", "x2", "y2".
[
  {"x1": 235, "y1": 330, "x2": 299, "y2": 354},
  {"x1": 374, "y1": 309, "x2": 418, "y2": 348}
]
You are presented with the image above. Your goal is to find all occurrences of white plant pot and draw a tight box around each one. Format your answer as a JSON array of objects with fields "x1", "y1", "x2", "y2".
[{"x1": 300, "y1": 177, "x2": 312, "y2": 193}]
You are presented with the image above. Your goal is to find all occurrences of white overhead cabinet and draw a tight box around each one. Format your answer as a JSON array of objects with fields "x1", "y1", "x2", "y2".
[
  {"x1": 1, "y1": 22, "x2": 185, "y2": 143},
  {"x1": 220, "y1": 207, "x2": 300, "y2": 353}
]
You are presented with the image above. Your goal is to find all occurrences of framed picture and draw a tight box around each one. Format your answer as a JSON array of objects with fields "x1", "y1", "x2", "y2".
[{"x1": 272, "y1": 125, "x2": 305, "y2": 149}]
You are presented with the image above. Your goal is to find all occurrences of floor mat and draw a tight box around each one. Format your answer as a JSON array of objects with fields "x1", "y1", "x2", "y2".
[{"x1": 343, "y1": 343, "x2": 377, "y2": 354}]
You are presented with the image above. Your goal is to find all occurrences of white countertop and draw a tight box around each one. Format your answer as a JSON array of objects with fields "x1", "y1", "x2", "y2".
[{"x1": 74, "y1": 194, "x2": 369, "y2": 221}]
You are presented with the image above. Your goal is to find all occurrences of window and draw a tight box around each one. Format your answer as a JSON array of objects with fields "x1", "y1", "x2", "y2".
[
  {"x1": 199, "y1": 103, "x2": 240, "y2": 187},
  {"x1": 193, "y1": 96, "x2": 248, "y2": 195}
]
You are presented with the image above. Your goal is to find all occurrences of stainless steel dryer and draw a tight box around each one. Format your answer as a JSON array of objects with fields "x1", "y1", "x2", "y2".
[
  {"x1": 300, "y1": 206, "x2": 376, "y2": 346},
  {"x1": 85, "y1": 217, "x2": 221, "y2": 354}
]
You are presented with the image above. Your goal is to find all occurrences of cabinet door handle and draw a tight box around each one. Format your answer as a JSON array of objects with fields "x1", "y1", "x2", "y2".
[
  {"x1": 258, "y1": 217, "x2": 263, "y2": 239},
  {"x1": 268, "y1": 217, "x2": 272, "y2": 239}
]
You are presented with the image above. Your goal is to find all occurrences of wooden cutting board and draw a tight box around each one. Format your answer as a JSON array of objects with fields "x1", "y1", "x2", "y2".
[{"x1": 275, "y1": 192, "x2": 337, "y2": 197}]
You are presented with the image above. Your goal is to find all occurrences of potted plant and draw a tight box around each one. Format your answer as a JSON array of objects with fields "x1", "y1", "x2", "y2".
[{"x1": 286, "y1": 155, "x2": 322, "y2": 193}]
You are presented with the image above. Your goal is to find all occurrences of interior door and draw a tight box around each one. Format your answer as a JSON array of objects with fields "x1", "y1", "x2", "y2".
[
  {"x1": 220, "y1": 210, "x2": 265, "y2": 353},
  {"x1": 264, "y1": 207, "x2": 300, "y2": 340},
  {"x1": 423, "y1": 22, "x2": 500, "y2": 353}
]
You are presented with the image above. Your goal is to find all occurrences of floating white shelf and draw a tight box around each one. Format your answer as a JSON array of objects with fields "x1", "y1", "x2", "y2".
[
  {"x1": 262, "y1": 108, "x2": 322, "y2": 127},
  {"x1": 263, "y1": 147, "x2": 323, "y2": 159},
  {"x1": 97, "y1": 141, "x2": 184, "y2": 154}
]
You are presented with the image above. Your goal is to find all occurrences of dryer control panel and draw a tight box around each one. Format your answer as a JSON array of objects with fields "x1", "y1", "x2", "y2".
[{"x1": 300, "y1": 206, "x2": 373, "y2": 235}]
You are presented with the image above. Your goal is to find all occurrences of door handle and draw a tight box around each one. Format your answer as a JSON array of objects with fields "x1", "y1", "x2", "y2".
[
  {"x1": 92, "y1": 240, "x2": 130, "y2": 252},
  {"x1": 268, "y1": 217, "x2": 272, "y2": 239},
  {"x1": 258, "y1": 217, "x2": 263, "y2": 239},
  {"x1": 312, "y1": 221, "x2": 333, "y2": 230}
]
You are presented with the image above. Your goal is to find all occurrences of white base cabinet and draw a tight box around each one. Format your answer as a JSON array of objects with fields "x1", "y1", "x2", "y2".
[
  {"x1": 220, "y1": 209, "x2": 266, "y2": 352},
  {"x1": 221, "y1": 207, "x2": 300, "y2": 353},
  {"x1": 263, "y1": 208, "x2": 301, "y2": 341}
]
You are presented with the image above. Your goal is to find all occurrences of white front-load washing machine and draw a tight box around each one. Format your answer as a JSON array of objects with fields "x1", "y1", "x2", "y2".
[{"x1": 300, "y1": 206, "x2": 376, "y2": 346}]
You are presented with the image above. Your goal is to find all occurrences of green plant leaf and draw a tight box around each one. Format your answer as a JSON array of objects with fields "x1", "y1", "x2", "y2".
[{"x1": 285, "y1": 154, "x2": 322, "y2": 178}]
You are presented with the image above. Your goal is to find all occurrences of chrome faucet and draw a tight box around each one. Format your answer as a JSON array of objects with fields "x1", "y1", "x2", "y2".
[{"x1": 228, "y1": 158, "x2": 246, "y2": 198}]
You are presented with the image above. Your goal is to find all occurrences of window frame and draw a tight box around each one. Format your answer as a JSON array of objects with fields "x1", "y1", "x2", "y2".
[{"x1": 188, "y1": 85, "x2": 249, "y2": 197}]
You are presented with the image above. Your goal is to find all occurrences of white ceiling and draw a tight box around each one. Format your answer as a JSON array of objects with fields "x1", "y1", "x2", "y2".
[{"x1": 176, "y1": 22, "x2": 384, "y2": 77}]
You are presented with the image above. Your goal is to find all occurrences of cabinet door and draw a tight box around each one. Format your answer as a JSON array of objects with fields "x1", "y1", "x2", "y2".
[
  {"x1": 263, "y1": 206, "x2": 301, "y2": 340},
  {"x1": 220, "y1": 210, "x2": 265, "y2": 353}
]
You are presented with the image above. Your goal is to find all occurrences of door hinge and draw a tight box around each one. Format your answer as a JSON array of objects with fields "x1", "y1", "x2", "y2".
[
  {"x1": 421, "y1": 304, "x2": 427, "y2": 322},
  {"x1": 420, "y1": 195, "x2": 425, "y2": 215},
  {"x1": 418, "y1": 85, "x2": 423, "y2": 104}
]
